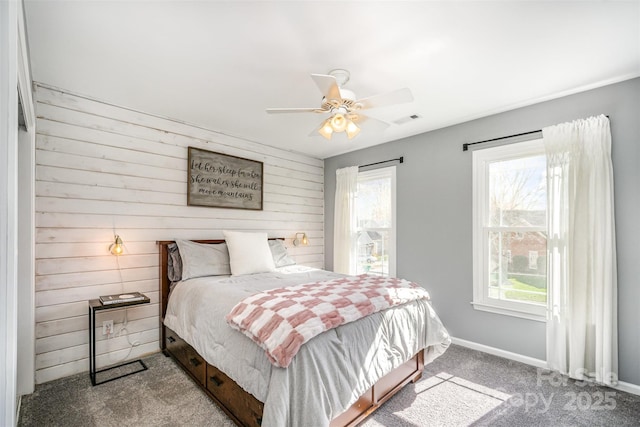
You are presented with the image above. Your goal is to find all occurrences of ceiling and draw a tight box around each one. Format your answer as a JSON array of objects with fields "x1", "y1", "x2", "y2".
[{"x1": 24, "y1": 1, "x2": 640, "y2": 159}]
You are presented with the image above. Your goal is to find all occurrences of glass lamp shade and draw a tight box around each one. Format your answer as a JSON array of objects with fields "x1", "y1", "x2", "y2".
[
  {"x1": 345, "y1": 120, "x2": 360, "y2": 139},
  {"x1": 318, "y1": 119, "x2": 334, "y2": 139},
  {"x1": 318, "y1": 113, "x2": 361, "y2": 140},
  {"x1": 330, "y1": 113, "x2": 347, "y2": 132},
  {"x1": 293, "y1": 232, "x2": 309, "y2": 246},
  {"x1": 110, "y1": 235, "x2": 124, "y2": 256}
]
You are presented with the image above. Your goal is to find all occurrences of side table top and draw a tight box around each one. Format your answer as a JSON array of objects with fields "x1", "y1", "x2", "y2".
[{"x1": 89, "y1": 293, "x2": 150, "y2": 310}]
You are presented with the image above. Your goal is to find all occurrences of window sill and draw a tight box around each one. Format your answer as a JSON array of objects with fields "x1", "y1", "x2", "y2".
[{"x1": 471, "y1": 301, "x2": 547, "y2": 322}]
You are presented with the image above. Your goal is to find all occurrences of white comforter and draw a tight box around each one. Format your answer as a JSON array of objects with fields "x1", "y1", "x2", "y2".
[{"x1": 164, "y1": 266, "x2": 451, "y2": 427}]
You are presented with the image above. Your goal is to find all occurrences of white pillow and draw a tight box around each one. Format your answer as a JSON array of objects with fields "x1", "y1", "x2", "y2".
[
  {"x1": 174, "y1": 240, "x2": 231, "y2": 280},
  {"x1": 223, "y1": 230, "x2": 276, "y2": 276}
]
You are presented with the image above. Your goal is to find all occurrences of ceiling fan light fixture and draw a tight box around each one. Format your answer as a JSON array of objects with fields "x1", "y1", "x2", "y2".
[
  {"x1": 345, "y1": 120, "x2": 360, "y2": 139},
  {"x1": 318, "y1": 118, "x2": 334, "y2": 139},
  {"x1": 330, "y1": 113, "x2": 347, "y2": 132},
  {"x1": 267, "y1": 70, "x2": 412, "y2": 142}
]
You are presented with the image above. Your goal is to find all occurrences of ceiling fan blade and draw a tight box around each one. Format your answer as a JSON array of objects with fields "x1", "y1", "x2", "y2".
[
  {"x1": 266, "y1": 107, "x2": 324, "y2": 114},
  {"x1": 311, "y1": 74, "x2": 342, "y2": 101},
  {"x1": 356, "y1": 88, "x2": 414, "y2": 110}
]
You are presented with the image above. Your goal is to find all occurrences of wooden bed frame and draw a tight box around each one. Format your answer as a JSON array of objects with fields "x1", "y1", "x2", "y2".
[{"x1": 157, "y1": 240, "x2": 425, "y2": 427}]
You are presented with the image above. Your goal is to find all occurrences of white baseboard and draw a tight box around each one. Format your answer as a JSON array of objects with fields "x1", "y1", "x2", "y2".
[
  {"x1": 615, "y1": 380, "x2": 640, "y2": 396},
  {"x1": 451, "y1": 336, "x2": 547, "y2": 369},
  {"x1": 16, "y1": 395, "x2": 21, "y2": 424},
  {"x1": 450, "y1": 336, "x2": 640, "y2": 396}
]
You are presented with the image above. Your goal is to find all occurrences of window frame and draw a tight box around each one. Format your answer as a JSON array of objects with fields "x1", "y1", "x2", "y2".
[
  {"x1": 356, "y1": 166, "x2": 397, "y2": 277},
  {"x1": 472, "y1": 139, "x2": 547, "y2": 322}
]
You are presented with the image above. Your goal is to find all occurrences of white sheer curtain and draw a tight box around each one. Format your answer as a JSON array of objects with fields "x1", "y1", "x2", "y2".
[
  {"x1": 543, "y1": 114, "x2": 617, "y2": 386},
  {"x1": 333, "y1": 166, "x2": 359, "y2": 275}
]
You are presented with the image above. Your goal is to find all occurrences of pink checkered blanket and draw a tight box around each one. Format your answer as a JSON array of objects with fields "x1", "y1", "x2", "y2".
[{"x1": 225, "y1": 274, "x2": 430, "y2": 368}]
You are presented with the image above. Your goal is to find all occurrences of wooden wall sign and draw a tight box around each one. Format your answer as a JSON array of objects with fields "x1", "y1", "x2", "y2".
[{"x1": 187, "y1": 147, "x2": 263, "y2": 210}]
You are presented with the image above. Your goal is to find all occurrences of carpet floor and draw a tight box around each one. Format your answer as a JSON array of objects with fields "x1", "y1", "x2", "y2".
[{"x1": 19, "y1": 344, "x2": 640, "y2": 426}]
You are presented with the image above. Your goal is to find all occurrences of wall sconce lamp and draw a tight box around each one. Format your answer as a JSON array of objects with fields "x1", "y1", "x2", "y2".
[
  {"x1": 109, "y1": 235, "x2": 124, "y2": 256},
  {"x1": 293, "y1": 232, "x2": 309, "y2": 246}
]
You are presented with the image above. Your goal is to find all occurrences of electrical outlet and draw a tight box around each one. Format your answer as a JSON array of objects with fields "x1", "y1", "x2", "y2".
[{"x1": 102, "y1": 320, "x2": 113, "y2": 336}]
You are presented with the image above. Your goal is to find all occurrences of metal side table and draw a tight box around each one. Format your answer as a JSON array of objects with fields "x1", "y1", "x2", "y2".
[{"x1": 88, "y1": 295, "x2": 150, "y2": 385}]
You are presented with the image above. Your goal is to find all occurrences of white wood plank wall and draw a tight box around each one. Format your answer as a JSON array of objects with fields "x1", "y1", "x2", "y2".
[{"x1": 33, "y1": 83, "x2": 324, "y2": 384}]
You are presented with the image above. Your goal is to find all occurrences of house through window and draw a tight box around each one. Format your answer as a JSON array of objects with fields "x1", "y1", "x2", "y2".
[
  {"x1": 355, "y1": 166, "x2": 396, "y2": 277},
  {"x1": 472, "y1": 139, "x2": 547, "y2": 321}
]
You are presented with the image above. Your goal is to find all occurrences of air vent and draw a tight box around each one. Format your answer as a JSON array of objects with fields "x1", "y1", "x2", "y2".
[{"x1": 393, "y1": 114, "x2": 421, "y2": 125}]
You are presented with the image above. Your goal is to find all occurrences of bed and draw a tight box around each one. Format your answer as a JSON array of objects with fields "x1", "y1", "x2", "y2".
[{"x1": 157, "y1": 237, "x2": 450, "y2": 426}]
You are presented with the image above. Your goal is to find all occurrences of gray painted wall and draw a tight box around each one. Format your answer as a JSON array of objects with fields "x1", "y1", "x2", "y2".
[{"x1": 324, "y1": 77, "x2": 640, "y2": 386}]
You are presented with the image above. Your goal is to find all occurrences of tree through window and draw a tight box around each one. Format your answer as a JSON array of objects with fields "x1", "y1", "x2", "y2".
[{"x1": 473, "y1": 139, "x2": 547, "y2": 320}]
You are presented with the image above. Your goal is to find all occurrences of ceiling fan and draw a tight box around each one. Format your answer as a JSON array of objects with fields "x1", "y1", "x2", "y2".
[{"x1": 266, "y1": 69, "x2": 413, "y2": 140}]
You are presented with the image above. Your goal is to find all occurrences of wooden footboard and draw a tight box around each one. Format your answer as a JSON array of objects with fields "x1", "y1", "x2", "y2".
[{"x1": 158, "y1": 240, "x2": 425, "y2": 426}]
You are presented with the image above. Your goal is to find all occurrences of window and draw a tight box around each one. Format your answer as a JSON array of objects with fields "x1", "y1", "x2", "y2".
[
  {"x1": 355, "y1": 167, "x2": 396, "y2": 277},
  {"x1": 472, "y1": 139, "x2": 547, "y2": 321}
]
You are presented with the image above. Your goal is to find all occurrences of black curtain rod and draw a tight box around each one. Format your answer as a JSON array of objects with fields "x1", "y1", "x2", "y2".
[
  {"x1": 462, "y1": 130, "x2": 541, "y2": 151},
  {"x1": 359, "y1": 156, "x2": 404, "y2": 169},
  {"x1": 462, "y1": 115, "x2": 610, "y2": 152}
]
